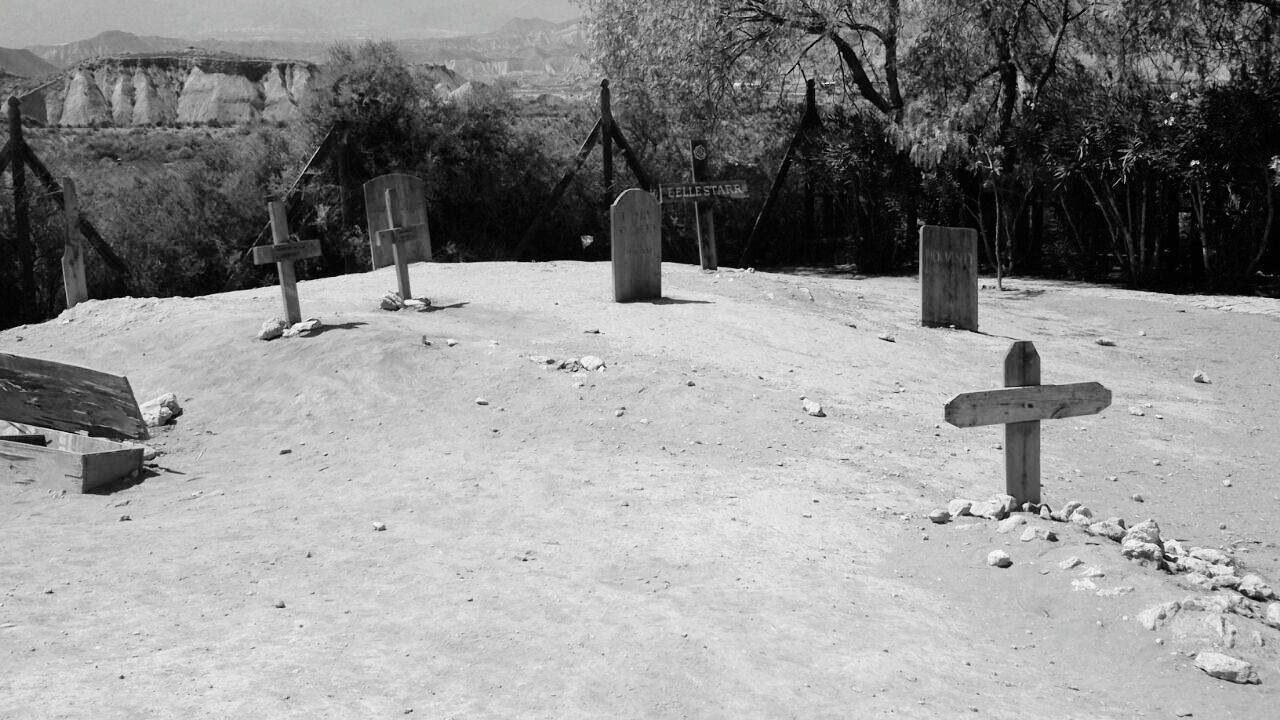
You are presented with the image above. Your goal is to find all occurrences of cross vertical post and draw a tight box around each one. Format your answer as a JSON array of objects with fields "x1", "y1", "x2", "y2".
[
  {"x1": 60, "y1": 176, "x2": 88, "y2": 308},
  {"x1": 268, "y1": 202, "x2": 302, "y2": 324},
  {"x1": 383, "y1": 187, "x2": 412, "y2": 301},
  {"x1": 1004, "y1": 341, "x2": 1042, "y2": 504}
]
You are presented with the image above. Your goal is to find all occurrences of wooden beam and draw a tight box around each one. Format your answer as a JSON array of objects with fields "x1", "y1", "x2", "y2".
[
  {"x1": 61, "y1": 177, "x2": 89, "y2": 308},
  {"x1": 943, "y1": 381, "x2": 1111, "y2": 428},
  {"x1": 383, "y1": 187, "x2": 412, "y2": 300},
  {"x1": 1004, "y1": 341, "x2": 1042, "y2": 504},
  {"x1": 267, "y1": 201, "x2": 303, "y2": 325},
  {"x1": 250, "y1": 239, "x2": 321, "y2": 265}
]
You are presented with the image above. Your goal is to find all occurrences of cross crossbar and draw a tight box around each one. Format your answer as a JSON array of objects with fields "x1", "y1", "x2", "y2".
[{"x1": 944, "y1": 382, "x2": 1112, "y2": 428}]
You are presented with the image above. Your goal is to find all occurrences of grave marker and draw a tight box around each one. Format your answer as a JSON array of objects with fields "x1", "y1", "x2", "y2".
[
  {"x1": 944, "y1": 341, "x2": 1111, "y2": 504},
  {"x1": 611, "y1": 188, "x2": 661, "y2": 302},
  {"x1": 658, "y1": 141, "x2": 748, "y2": 272},
  {"x1": 60, "y1": 176, "x2": 88, "y2": 308},
  {"x1": 364, "y1": 174, "x2": 431, "y2": 270},
  {"x1": 253, "y1": 201, "x2": 321, "y2": 325},
  {"x1": 920, "y1": 225, "x2": 978, "y2": 331},
  {"x1": 374, "y1": 187, "x2": 429, "y2": 301}
]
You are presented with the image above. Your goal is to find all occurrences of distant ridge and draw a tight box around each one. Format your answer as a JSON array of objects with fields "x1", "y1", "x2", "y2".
[{"x1": 0, "y1": 46, "x2": 60, "y2": 78}]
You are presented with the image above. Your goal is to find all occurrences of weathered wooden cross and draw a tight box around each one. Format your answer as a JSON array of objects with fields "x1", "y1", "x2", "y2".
[
  {"x1": 944, "y1": 341, "x2": 1112, "y2": 504},
  {"x1": 658, "y1": 140, "x2": 748, "y2": 272},
  {"x1": 374, "y1": 187, "x2": 430, "y2": 302},
  {"x1": 253, "y1": 201, "x2": 321, "y2": 325}
]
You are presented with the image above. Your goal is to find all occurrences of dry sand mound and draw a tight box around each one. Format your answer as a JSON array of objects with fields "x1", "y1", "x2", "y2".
[{"x1": 1, "y1": 262, "x2": 1277, "y2": 718}]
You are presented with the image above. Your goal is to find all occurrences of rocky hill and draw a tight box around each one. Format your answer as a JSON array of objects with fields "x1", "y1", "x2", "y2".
[
  {"x1": 35, "y1": 51, "x2": 316, "y2": 126},
  {"x1": 0, "y1": 46, "x2": 59, "y2": 78}
]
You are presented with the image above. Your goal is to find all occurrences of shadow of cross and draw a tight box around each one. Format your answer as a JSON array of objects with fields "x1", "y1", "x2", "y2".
[
  {"x1": 375, "y1": 187, "x2": 430, "y2": 302},
  {"x1": 944, "y1": 341, "x2": 1112, "y2": 505},
  {"x1": 253, "y1": 201, "x2": 321, "y2": 325}
]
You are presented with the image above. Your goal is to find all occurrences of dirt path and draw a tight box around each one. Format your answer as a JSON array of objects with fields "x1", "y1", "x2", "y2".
[{"x1": 1, "y1": 262, "x2": 1276, "y2": 718}]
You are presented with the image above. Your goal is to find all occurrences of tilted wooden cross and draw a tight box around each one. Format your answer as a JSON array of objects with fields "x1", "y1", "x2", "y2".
[
  {"x1": 374, "y1": 187, "x2": 430, "y2": 302},
  {"x1": 944, "y1": 341, "x2": 1112, "y2": 504},
  {"x1": 253, "y1": 201, "x2": 321, "y2": 325}
]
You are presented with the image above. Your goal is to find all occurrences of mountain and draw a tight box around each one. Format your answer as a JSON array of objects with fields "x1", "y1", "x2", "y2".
[
  {"x1": 0, "y1": 46, "x2": 60, "y2": 78},
  {"x1": 27, "y1": 31, "x2": 193, "y2": 69}
]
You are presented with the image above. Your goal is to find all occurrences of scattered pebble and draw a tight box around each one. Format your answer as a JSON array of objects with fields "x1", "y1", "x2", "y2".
[
  {"x1": 580, "y1": 356, "x2": 606, "y2": 372},
  {"x1": 1193, "y1": 370, "x2": 1211, "y2": 384},
  {"x1": 928, "y1": 509, "x2": 951, "y2": 524},
  {"x1": 257, "y1": 318, "x2": 288, "y2": 341},
  {"x1": 1132, "y1": 493, "x2": 1144, "y2": 503},
  {"x1": 1128, "y1": 406, "x2": 1146, "y2": 417},
  {"x1": 372, "y1": 522, "x2": 387, "y2": 532},
  {"x1": 801, "y1": 397, "x2": 825, "y2": 417},
  {"x1": 274, "y1": 600, "x2": 286, "y2": 609},
  {"x1": 1020, "y1": 526, "x2": 1058, "y2": 542},
  {"x1": 1058, "y1": 556, "x2": 1083, "y2": 570},
  {"x1": 987, "y1": 550, "x2": 1013, "y2": 568},
  {"x1": 1095, "y1": 337, "x2": 1116, "y2": 347},
  {"x1": 877, "y1": 333, "x2": 896, "y2": 343},
  {"x1": 446, "y1": 339, "x2": 458, "y2": 347},
  {"x1": 475, "y1": 398, "x2": 489, "y2": 406},
  {"x1": 118, "y1": 514, "x2": 132, "y2": 522}
]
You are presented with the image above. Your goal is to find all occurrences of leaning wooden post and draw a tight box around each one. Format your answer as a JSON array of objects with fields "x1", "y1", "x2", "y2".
[
  {"x1": 255, "y1": 201, "x2": 320, "y2": 325},
  {"x1": 690, "y1": 138, "x2": 718, "y2": 271},
  {"x1": 60, "y1": 177, "x2": 89, "y2": 308},
  {"x1": 601, "y1": 79, "x2": 614, "y2": 207},
  {"x1": 383, "y1": 187, "x2": 412, "y2": 301},
  {"x1": 9, "y1": 97, "x2": 33, "y2": 321},
  {"x1": 1004, "y1": 341, "x2": 1042, "y2": 504}
]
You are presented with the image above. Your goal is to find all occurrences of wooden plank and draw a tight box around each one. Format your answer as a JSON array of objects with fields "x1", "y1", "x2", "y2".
[
  {"x1": 383, "y1": 187, "x2": 413, "y2": 300},
  {"x1": 690, "y1": 139, "x2": 718, "y2": 272},
  {"x1": 60, "y1": 176, "x2": 89, "y2": 308},
  {"x1": 375, "y1": 225, "x2": 430, "y2": 248},
  {"x1": 659, "y1": 181, "x2": 749, "y2": 203},
  {"x1": 363, "y1": 174, "x2": 431, "y2": 270},
  {"x1": 267, "y1": 201, "x2": 303, "y2": 325},
  {"x1": 0, "y1": 434, "x2": 48, "y2": 446},
  {"x1": 943, "y1": 381, "x2": 1112, "y2": 428},
  {"x1": 0, "y1": 353, "x2": 147, "y2": 441},
  {"x1": 920, "y1": 225, "x2": 979, "y2": 330},
  {"x1": 611, "y1": 189, "x2": 662, "y2": 302},
  {"x1": 251, "y1": 239, "x2": 322, "y2": 265},
  {"x1": 1004, "y1": 340, "x2": 1042, "y2": 505}
]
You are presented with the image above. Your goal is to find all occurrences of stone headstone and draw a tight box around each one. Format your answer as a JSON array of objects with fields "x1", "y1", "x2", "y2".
[
  {"x1": 920, "y1": 225, "x2": 978, "y2": 330},
  {"x1": 364, "y1": 174, "x2": 431, "y2": 270},
  {"x1": 611, "y1": 188, "x2": 661, "y2": 302}
]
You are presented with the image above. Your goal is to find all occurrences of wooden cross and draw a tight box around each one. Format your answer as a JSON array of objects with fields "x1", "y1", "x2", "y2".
[
  {"x1": 944, "y1": 341, "x2": 1112, "y2": 504},
  {"x1": 252, "y1": 201, "x2": 321, "y2": 325},
  {"x1": 658, "y1": 140, "x2": 748, "y2": 272},
  {"x1": 374, "y1": 187, "x2": 429, "y2": 302}
]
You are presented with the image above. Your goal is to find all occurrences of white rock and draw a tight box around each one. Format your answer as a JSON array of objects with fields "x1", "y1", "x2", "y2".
[
  {"x1": 877, "y1": 333, "x2": 896, "y2": 343},
  {"x1": 997, "y1": 516, "x2": 1028, "y2": 534},
  {"x1": 1193, "y1": 370, "x2": 1211, "y2": 384},
  {"x1": 1058, "y1": 556, "x2": 1083, "y2": 570},
  {"x1": 1020, "y1": 526, "x2": 1058, "y2": 542},
  {"x1": 1137, "y1": 601, "x2": 1181, "y2": 630},
  {"x1": 1190, "y1": 547, "x2": 1232, "y2": 565},
  {"x1": 1097, "y1": 585, "x2": 1135, "y2": 598},
  {"x1": 1122, "y1": 519, "x2": 1162, "y2": 547},
  {"x1": 1072, "y1": 578, "x2": 1098, "y2": 591},
  {"x1": 1053, "y1": 501, "x2": 1083, "y2": 522},
  {"x1": 987, "y1": 550, "x2": 1012, "y2": 568},
  {"x1": 1080, "y1": 566, "x2": 1106, "y2": 579},
  {"x1": 991, "y1": 494, "x2": 1018, "y2": 516},
  {"x1": 801, "y1": 397, "x2": 826, "y2": 417},
  {"x1": 947, "y1": 499, "x2": 973, "y2": 517},
  {"x1": 1087, "y1": 518, "x2": 1128, "y2": 542},
  {"x1": 1069, "y1": 507, "x2": 1095, "y2": 526},
  {"x1": 528, "y1": 355, "x2": 555, "y2": 365},
  {"x1": 1265, "y1": 603, "x2": 1280, "y2": 628},
  {"x1": 379, "y1": 293, "x2": 405, "y2": 311},
  {"x1": 1163, "y1": 539, "x2": 1187, "y2": 558},
  {"x1": 474, "y1": 398, "x2": 489, "y2": 406},
  {"x1": 1194, "y1": 652, "x2": 1258, "y2": 684},
  {"x1": 580, "y1": 355, "x2": 606, "y2": 372},
  {"x1": 372, "y1": 522, "x2": 387, "y2": 532},
  {"x1": 258, "y1": 318, "x2": 287, "y2": 340},
  {"x1": 1128, "y1": 406, "x2": 1146, "y2": 417},
  {"x1": 1239, "y1": 574, "x2": 1275, "y2": 601},
  {"x1": 1096, "y1": 337, "x2": 1117, "y2": 346},
  {"x1": 928, "y1": 509, "x2": 951, "y2": 524},
  {"x1": 139, "y1": 393, "x2": 182, "y2": 428},
  {"x1": 1122, "y1": 540, "x2": 1165, "y2": 567}
]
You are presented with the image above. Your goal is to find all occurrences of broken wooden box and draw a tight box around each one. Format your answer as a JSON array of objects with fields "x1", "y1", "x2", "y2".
[{"x1": 1, "y1": 353, "x2": 149, "y2": 493}]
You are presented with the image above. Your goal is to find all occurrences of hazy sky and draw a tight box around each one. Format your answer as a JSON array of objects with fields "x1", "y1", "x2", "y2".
[{"x1": 1, "y1": 0, "x2": 580, "y2": 47}]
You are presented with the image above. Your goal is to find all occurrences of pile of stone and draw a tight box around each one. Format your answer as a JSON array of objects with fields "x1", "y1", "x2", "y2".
[
  {"x1": 378, "y1": 292, "x2": 430, "y2": 311},
  {"x1": 258, "y1": 317, "x2": 322, "y2": 340},
  {"x1": 528, "y1": 355, "x2": 606, "y2": 373}
]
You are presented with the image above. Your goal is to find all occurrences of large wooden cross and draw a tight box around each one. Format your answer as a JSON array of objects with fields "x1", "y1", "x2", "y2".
[
  {"x1": 252, "y1": 201, "x2": 321, "y2": 325},
  {"x1": 374, "y1": 187, "x2": 429, "y2": 302},
  {"x1": 944, "y1": 341, "x2": 1112, "y2": 504},
  {"x1": 658, "y1": 140, "x2": 748, "y2": 272}
]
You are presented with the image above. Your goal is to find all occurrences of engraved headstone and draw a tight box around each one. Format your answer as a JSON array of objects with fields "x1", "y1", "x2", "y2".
[
  {"x1": 364, "y1": 174, "x2": 431, "y2": 270},
  {"x1": 611, "y1": 189, "x2": 661, "y2": 302},
  {"x1": 920, "y1": 225, "x2": 978, "y2": 330}
]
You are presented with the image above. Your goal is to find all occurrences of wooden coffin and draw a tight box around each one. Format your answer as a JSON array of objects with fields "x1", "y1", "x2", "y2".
[
  {"x1": 2, "y1": 421, "x2": 143, "y2": 493},
  {"x1": 0, "y1": 353, "x2": 148, "y2": 492}
]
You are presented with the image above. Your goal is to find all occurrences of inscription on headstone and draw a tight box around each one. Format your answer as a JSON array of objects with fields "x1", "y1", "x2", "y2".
[
  {"x1": 920, "y1": 225, "x2": 978, "y2": 331},
  {"x1": 611, "y1": 189, "x2": 661, "y2": 302}
]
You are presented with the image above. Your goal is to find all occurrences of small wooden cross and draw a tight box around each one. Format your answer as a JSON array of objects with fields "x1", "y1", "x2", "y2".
[
  {"x1": 253, "y1": 201, "x2": 321, "y2": 325},
  {"x1": 944, "y1": 341, "x2": 1112, "y2": 504},
  {"x1": 374, "y1": 187, "x2": 429, "y2": 302}
]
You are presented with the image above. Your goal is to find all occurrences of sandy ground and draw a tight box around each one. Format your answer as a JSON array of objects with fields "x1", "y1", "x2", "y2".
[{"x1": 1, "y1": 261, "x2": 1278, "y2": 719}]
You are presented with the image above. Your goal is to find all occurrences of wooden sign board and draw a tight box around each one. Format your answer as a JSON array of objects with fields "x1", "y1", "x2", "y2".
[
  {"x1": 611, "y1": 189, "x2": 662, "y2": 302},
  {"x1": 920, "y1": 225, "x2": 978, "y2": 331},
  {"x1": 659, "y1": 181, "x2": 749, "y2": 204},
  {"x1": 251, "y1": 239, "x2": 321, "y2": 265},
  {"x1": 364, "y1": 174, "x2": 431, "y2": 270},
  {"x1": 944, "y1": 341, "x2": 1112, "y2": 504},
  {"x1": 0, "y1": 352, "x2": 147, "y2": 441}
]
